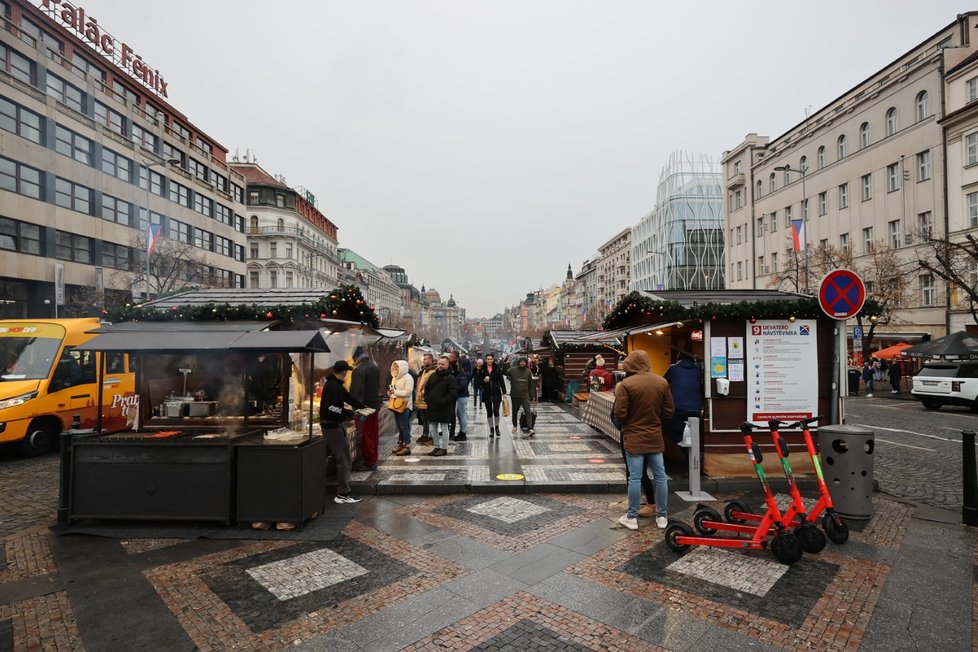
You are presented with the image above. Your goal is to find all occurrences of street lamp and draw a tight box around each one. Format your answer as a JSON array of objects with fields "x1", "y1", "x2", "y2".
[
  {"x1": 774, "y1": 163, "x2": 809, "y2": 293},
  {"x1": 141, "y1": 158, "x2": 180, "y2": 300}
]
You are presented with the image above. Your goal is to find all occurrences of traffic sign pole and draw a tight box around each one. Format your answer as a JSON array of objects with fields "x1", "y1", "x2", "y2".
[{"x1": 818, "y1": 270, "x2": 866, "y2": 426}]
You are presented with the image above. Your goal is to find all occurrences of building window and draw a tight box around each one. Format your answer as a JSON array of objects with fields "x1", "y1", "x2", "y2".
[
  {"x1": 887, "y1": 163, "x2": 900, "y2": 192},
  {"x1": 861, "y1": 174, "x2": 872, "y2": 201},
  {"x1": 770, "y1": 211, "x2": 777, "y2": 232},
  {"x1": 0, "y1": 42, "x2": 33, "y2": 84},
  {"x1": 0, "y1": 97, "x2": 42, "y2": 143},
  {"x1": 131, "y1": 124, "x2": 158, "y2": 152},
  {"x1": 862, "y1": 227, "x2": 874, "y2": 252},
  {"x1": 915, "y1": 91, "x2": 929, "y2": 122},
  {"x1": 100, "y1": 148, "x2": 131, "y2": 181},
  {"x1": 187, "y1": 157, "x2": 209, "y2": 182},
  {"x1": 269, "y1": 270, "x2": 278, "y2": 288},
  {"x1": 784, "y1": 205, "x2": 792, "y2": 228},
  {"x1": 232, "y1": 183, "x2": 244, "y2": 204},
  {"x1": 920, "y1": 274, "x2": 935, "y2": 306},
  {"x1": 249, "y1": 243, "x2": 258, "y2": 259},
  {"x1": 100, "y1": 195, "x2": 130, "y2": 225},
  {"x1": 769, "y1": 173, "x2": 775, "y2": 193},
  {"x1": 819, "y1": 238, "x2": 828, "y2": 250},
  {"x1": 917, "y1": 150, "x2": 931, "y2": 181},
  {"x1": 285, "y1": 243, "x2": 293, "y2": 259},
  {"x1": 736, "y1": 261, "x2": 742, "y2": 281},
  {"x1": 802, "y1": 198, "x2": 809, "y2": 220},
  {"x1": 756, "y1": 217, "x2": 765, "y2": 237},
  {"x1": 840, "y1": 232, "x2": 850, "y2": 251},
  {"x1": 755, "y1": 179, "x2": 762, "y2": 198},
  {"x1": 800, "y1": 155, "x2": 807, "y2": 172},
  {"x1": 54, "y1": 125, "x2": 93, "y2": 165},
  {"x1": 859, "y1": 122, "x2": 871, "y2": 148},
  {"x1": 0, "y1": 157, "x2": 41, "y2": 199},
  {"x1": 215, "y1": 235, "x2": 232, "y2": 257},
  {"x1": 101, "y1": 242, "x2": 130, "y2": 270},
  {"x1": 270, "y1": 242, "x2": 277, "y2": 258},
  {"x1": 969, "y1": 77, "x2": 978, "y2": 103},
  {"x1": 249, "y1": 271, "x2": 259, "y2": 288},
  {"x1": 54, "y1": 177, "x2": 91, "y2": 213},
  {"x1": 838, "y1": 183, "x2": 849, "y2": 208},
  {"x1": 169, "y1": 181, "x2": 191, "y2": 208},
  {"x1": 169, "y1": 219, "x2": 191, "y2": 244},
  {"x1": 194, "y1": 228, "x2": 213, "y2": 251},
  {"x1": 193, "y1": 193, "x2": 212, "y2": 217},
  {"x1": 214, "y1": 203, "x2": 233, "y2": 226},
  {"x1": 44, "y1": 74, "x2": 83, "y2": 112},
  {"x1": 837, "y1": 135, "x2": 847, "y2": 159},
  {"x1": 818, "y1": 192, "x2": 827, "y2": 215},
  {"x1": 968, "y1": 133, "x2": 978, "y2": 166},
  {"x1": 0, "y1": 217, "x2": 40, "y2": 254},
  {"x1": 734, "y1": 189, "x2": 742, "y2": 209},
  {"x1": 888, "y1": 220, "x2": 901, "y2": 248},
  {"x1": 969, "y1": 192, "x2": 978, "y2": 228},
  {"x1": 757, "y1": 256, "x2": 765, "y2": 275},
  {"x1": 918, "y1": 211, "x2": 933, "y2": 239},
  {"x1": 817, "y1": 146, "x2": 825, "y2": 169},
  {"x1": 54, "y1": 231, "x2": 91, "y2": 263},
  {"x1": 885, "y1": 107, "x2": 898, "y2": 136},
  {"x1": 286, "y1": 271, "x2": 294, "y2": 288},
  {"x1": 771, "y1": 252, "x2": 778, "y2": 273}
]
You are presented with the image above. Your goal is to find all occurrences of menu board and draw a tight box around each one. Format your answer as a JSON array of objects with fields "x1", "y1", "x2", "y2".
[{"x1": 746, "y1": 320, "x2": 818, "y2": 422}]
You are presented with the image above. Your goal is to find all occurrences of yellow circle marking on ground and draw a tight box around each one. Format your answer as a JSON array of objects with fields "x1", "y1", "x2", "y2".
[{"x1": 496, "y1": 473, "x2": 525, "y2": 481}]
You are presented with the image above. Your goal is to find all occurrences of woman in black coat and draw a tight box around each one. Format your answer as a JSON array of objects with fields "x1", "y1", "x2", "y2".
[{"x1": 474, "y1": 353, "x2": 507, "y2": 437}]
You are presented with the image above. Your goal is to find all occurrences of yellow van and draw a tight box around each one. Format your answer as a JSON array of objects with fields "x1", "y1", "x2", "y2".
[{"x1": 0, "y1": 318, "x2": 135, "y2": 456}]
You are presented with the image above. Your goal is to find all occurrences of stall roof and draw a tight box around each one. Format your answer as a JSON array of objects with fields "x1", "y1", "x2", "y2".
[
  {"x1": 141, "y1": 288, "x2": 336, "y2": 309},
  {"x1": 548, "y1": 330, "x2": 622, "y2": 348},
  {"x1": 74, "y1": 322, "x2": 329, "y2": 352},
  {"x1": 578, "y1": 320, "x2": 685, "y2": 342},
  {"x1": 636, "y1": 289, "x2": 806, "y2": 306}
]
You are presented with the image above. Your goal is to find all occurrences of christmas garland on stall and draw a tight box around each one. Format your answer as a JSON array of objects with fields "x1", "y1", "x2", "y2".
[
  {"x1": 602, "y1": 291, "x2": 882, "y2": 331},
  {"x1": 105, "y1": 284, "x2": 380, "y2": 328}
]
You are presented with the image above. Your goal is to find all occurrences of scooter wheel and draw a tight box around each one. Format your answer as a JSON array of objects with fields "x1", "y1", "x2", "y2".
[
  {"x1": 665, "y1": 522, "x2": 694, "y2": 553},
  {"x1": 770, "y1": 532, "x2": 803, "y2": 565},
  {"x1": 692, "y1": 506, "x2": 722, "y2": 536},
  {"x1": 724, "y1": 499, "x2": 750, "y2": 524},
  {"x1": 795, "y1": 523, "x2": 827, "y2": 553},
  {"x1": 822, "y1": 513, "x2": 850, "y2": 544}
]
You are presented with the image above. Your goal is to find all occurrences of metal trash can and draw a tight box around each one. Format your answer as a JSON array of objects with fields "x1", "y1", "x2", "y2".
[
  {"x1": 818, "y1": 425, "x2": 874, "y2": 520},
  {"x1": 847, "y1": 369, "x2": 861, "y2": 396}
]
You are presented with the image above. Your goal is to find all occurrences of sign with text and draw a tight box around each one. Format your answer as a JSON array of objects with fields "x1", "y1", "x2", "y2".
[{"x1": 747, "y1": 320, "x2": 819, "y2": 422}]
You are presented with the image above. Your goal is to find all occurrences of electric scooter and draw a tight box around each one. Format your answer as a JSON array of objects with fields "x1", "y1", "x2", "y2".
[
  {"x1": 697, "y1": 420, "x2": 827, "y2": 553},
  {"x1": 665, "y1": 422, "x2": 803, "y2": 565},
  {"x1": 723, "y1": 416, "x2": 849, "y2": 545}
]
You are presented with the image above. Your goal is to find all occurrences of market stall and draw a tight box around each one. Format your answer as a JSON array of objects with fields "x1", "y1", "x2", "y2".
[{"x1": 61, "y1": 321, "x2": 329, "y2": 526}]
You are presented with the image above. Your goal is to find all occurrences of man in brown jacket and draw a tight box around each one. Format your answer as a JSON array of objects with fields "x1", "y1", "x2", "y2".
[{"x1": 613, "y1": 350, "x2": 674, "y2": 531}]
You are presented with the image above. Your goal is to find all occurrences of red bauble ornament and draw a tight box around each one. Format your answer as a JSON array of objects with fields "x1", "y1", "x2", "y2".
[{"x1": 265, "y1": 311, "x2": 274, "y2": 319}]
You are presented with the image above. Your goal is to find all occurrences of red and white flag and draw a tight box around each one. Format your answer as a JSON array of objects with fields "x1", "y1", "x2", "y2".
[{"x1": 790, "y1": 219, "x2": 806, "y2": 252}]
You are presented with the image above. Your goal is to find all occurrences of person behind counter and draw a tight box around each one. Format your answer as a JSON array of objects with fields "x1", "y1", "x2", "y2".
[
  {"x1": 350, "y1": 352, "x2": 381, "y2": 472},
  {"x1": 320, "y1": 360, "x2": 365, "y2": 504}
]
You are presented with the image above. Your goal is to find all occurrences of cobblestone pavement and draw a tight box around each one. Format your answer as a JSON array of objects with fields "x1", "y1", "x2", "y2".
[{"x1": 0, "y1": 399, "x2": 973, "y2": 650}]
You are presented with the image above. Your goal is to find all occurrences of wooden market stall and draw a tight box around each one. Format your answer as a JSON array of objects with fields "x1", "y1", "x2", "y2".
[
  {"x1": 61, "y1": 321, "x2": 330, "y2": 526},
  {"x1": 542, "y1": 330, "x2": 622, "y2": 403}
]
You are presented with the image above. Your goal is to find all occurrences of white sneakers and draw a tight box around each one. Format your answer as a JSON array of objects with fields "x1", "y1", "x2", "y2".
[
  {"x1": 618, "y1": 515, "x2": 638, "y2": 530},
  {"x1": 866, "y1": 393, "x2": 873, "y2": 398},
  {"x1": 656, "y1": 516, "x2": 669, "y2": 529}
]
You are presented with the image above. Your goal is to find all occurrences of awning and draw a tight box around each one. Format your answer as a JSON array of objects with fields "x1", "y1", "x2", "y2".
[
  {"x1": 579, "y1": 320, "x2": 685, "y2": 341},
  {"x1": 74, "y1": 322, "x2": 330, "y2": 353},
  {"x1": 229, "y1": 330, "x2": 328, "y2": 352}
]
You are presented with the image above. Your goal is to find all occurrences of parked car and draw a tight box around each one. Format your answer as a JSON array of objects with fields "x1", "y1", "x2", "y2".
[{"x1": 911, "y1": 361, "x2": 978, "y2": 411}]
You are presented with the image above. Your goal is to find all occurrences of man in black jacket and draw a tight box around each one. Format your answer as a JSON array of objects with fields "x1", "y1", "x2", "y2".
[
  {"x1": 320, "y1": 360, "x2": 365, "y2": 504},
  {"x1": 350, "y1": 353, "x2": 381, "y2": 472},
  {"x1": 423, "y1": 354, "x2": 457, "y2": 456}
]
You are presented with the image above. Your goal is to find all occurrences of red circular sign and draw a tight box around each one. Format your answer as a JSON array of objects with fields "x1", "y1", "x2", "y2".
[{"x1": 818, "y1": 269, "x2": 865, "y2": 319}]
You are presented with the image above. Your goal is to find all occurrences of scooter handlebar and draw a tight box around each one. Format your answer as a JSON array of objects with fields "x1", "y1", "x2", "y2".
[{"x1": 784, "y1": 415, "x2": 823, "y2": 429}]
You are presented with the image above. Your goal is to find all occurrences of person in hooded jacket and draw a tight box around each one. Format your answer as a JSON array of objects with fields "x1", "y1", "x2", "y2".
[
  {"x1": 613, "y1": 350, "x2": 674, "y2": 531},
  {"x1": 388, "y1": 360, "x2": 415, "y2": 456}
]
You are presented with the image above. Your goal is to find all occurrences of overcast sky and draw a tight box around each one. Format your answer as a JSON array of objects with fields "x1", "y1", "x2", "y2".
[{"x1": 69, "y1": 0, "x2": 974, "y2": 317}]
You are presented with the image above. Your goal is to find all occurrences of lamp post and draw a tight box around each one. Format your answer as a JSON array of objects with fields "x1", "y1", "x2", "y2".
[
  {"x1": 141, "y1": 158, "x2": 180, "y2": 300},
  {"x1": 775, "y1": 163, "x2": 809, "y2": 293}
]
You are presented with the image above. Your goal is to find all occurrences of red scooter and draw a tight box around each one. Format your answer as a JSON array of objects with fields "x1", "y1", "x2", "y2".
[
  {"x1": 665, "y1": 422, "x2": 803, "y2": 565},
  {"x1": 723, "y1": 416, "x2": 849, "y2": 545}
]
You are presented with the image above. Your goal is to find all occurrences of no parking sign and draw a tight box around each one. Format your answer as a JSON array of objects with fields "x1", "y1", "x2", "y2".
[{"x1": 818, "y1": 269, "x2": 865, "y2": 319}]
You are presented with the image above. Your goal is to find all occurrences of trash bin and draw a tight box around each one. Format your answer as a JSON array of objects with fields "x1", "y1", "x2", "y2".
[
  {"x1": 818, "y1": 425, "x2": 874, "y2": 520},
  {"x1": 847, "y1": 369, "x2": 861, "y2": 396}
]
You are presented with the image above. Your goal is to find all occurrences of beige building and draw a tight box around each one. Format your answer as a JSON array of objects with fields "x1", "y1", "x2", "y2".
[
  {"x1": 723, "y1": 13, "x2": 978, "y2": 339},
  {"x1": 595, "y1": 228, "x2": 631, "y2": 313},
  {"x1": 337, "y1": 247, "x2": 402, "y2": 324},
  {"x1": 0, "y1": 0, "x2": 248, "y2": 317}
]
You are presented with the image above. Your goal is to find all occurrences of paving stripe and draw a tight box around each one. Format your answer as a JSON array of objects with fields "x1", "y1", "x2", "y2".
[
  {"x1": 850, "y1": 422, "x2": 961, "y2": 443},
  {"x1": 875, "y1": 437, "x2": 936, "y2": 452}
]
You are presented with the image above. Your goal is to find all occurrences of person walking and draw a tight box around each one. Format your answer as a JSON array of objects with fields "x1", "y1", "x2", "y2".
[
  {"x1": 862, "y1": 361, "x2": 874, "y2": 398},
  {"x1": 350, "y1": 352, "x2": 381, "y2": 472},
  {"x1": 319, "y1": 360, "x2": 365, "y2": 504},
  {"x1": 423, "y1": 354, "x2": 457, "y2": 456},
  {"x1": 614, "y1": 350, "x2": 674, "y2": 530},
  {"x1": 453, "y1": 357, "x2": 472, "y2": 442},
  {"x1": 476, "y1": 353, "x2": 506, "y2": 437},
  {"x1": 541, "y1": 357, "x2": 559, "y2": 402},
  {"x1": 447, "y1": 351, "x2": 460, "y2": 438},
  {"x1": 506, "y1": 357, "x2": 535, "y2": 436},
  {"x1": 472, "y1": 358, "x2": 484, "y2": 411},
  {"x1": 889, "y1": 359, "x2": 903, "y2": 394},
  {"x1": 389, "y1": 360, "x2": 415, "y2": 456},
  {"x1": 415, "y1": 353, "x2": 435, "y2": 445}
]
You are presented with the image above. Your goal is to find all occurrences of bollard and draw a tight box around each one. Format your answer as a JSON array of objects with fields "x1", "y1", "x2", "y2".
[
  {"x1": 963, "y1": 430, "x2": 978, "y2": 527},
  {"x1": 675, "y1": 416, "x2": 715, "y2": 502}
]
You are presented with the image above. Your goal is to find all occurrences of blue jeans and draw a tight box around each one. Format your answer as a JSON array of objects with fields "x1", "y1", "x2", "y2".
[
  {"x1": 395, "y1": 408, "x2": 413, "y2": 445},
  {"x1": 625, "y1": 452, "x2": 667, "y2": 519},
  {"x1": 430, "y1": 421, "x2": 450, "y2": 449},
  {"x1": 455, "y1": 397, "x2": 468, "y2": 433}
]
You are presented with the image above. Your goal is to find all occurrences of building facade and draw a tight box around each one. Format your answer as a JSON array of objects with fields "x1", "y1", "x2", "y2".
[
  {"x1": 338, "y1": 247, "x2": 402, "y2": 323},
  {"x1": 0, "y1": 0, "x2": 248, "y2": 317},
  {"x1": 594, "y1": 228, "x2": 631, "y2": 313},
  {"x1": 383, "y1": 264, "x2": 427, "y2": 331},
  {"x1": 632, "y1": 152, "x2": 724, "y2": 292},
  {"x1": 723, "y1": 13, "x2": 978, "y2": 338}
]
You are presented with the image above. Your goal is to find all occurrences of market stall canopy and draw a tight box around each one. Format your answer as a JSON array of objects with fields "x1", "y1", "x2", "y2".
[
  {"x1": 871, "y1": 342, "x2": 912, "y2": 360},
  {"x1": 74, "y1": 321, "x2": 329, "y2": 353},
  {"x1": 548, "y1": 330, "x2": 623, "y2": 348},
  {"x1": 636, "y1": 288, "x2": 807, "y2": 305},
  {"x1": 902, "y1": 331, "x2": 978, "y2": 360}
]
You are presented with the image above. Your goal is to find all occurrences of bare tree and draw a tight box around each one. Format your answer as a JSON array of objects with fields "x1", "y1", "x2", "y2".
[
  {"x1": 113, "y1": 234, "x2": 235, "y2": 300},
  {"x1": 916, "y1": 231, "x2": 978, "y2": 325}
]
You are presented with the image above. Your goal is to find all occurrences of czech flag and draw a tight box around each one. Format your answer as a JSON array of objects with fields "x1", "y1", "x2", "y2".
[
  {"x1": 790, "y1": 219, "x2": 806, "y2": 252},
  {"x1": 146, "y1": 223, "x2": 162, "y2": 256}
]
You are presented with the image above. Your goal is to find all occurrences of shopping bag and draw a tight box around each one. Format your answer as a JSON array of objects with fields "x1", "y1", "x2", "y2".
[{"x1": 501, "y1": 395, "x2": 511, "y2": 417}]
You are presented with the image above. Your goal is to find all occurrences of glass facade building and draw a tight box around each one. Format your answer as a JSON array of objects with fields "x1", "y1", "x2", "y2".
[{"x1": 632, "y1": 152, "x2": 725, "y2": 291}]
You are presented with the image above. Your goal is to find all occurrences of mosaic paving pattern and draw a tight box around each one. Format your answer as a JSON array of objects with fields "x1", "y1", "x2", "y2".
[
  {"x1": 466, "y1": 496, "x2": 552, "y2": 523},
  {"x1": 120, "y1": 538, "x2": 192, "y2": 555},
  {"x1": 402, "y1": 494, "x2": 613, "y2": 552},
  {"x1": 513, "y1": 439, "x2": 618, "y2": 459},
  {"x1": 0, "y1": 530, "x2": 56, "y2": 584},
  {"x1": 568, "y1": 505, "x2": 891, "y2": 649},
  {"x1": 145, "y1": 521, "x2": 470, "y2": 648},
  {"x1": 0, "y1": 592, "x2": 83, "y2": 651},
  {"x1": 355, "y1": 465, "x2": 491, "y2": 483},
  {"x1": 521, "y1": 465, "x2": 627, "y2": 483},
  {"x1": 405, "y1": 591, "x2": 664, "y2": 652}
]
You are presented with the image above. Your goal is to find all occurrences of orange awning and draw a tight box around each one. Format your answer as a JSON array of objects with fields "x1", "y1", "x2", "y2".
[{"x1": 871, "y1": 342, "x2": 912, "y2": 360}]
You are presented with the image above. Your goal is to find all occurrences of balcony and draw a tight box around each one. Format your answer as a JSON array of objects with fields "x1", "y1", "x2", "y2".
[
  {"x1": 726, "y1": 172, "x2": 745, "y2": 189},
  {"x1": 250, "y1": 226, "x2": 339, "y2": 262}
]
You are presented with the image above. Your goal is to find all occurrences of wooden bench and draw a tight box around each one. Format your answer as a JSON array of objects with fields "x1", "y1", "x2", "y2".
[{"x1": 572, "y1": 392, "x2": 589, "y2": 407}]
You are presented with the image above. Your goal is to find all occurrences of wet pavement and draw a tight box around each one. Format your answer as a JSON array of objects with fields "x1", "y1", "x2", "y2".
[{"x1": 0, "y1": 400, "x2": 973, "y2": 650}]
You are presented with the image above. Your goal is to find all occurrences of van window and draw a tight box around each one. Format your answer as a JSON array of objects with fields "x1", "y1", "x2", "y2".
[
  {"x1": 106, "y1": 352, "x2": 125, "y2": 374},
  {"x1": 1, "y1": 335, "x2": 61, "y2": 380}
]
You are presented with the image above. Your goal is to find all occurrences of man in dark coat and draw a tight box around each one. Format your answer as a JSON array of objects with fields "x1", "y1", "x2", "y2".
[
  {"x1": 319, "y1": 360, "x2": 365, "y2": 504},
  {"x1": 423, "y1": 354, "x2": 457, "y2": 456},
  {"x1": 350, "y1": 352, "x2": 381, "y2": 471},
  {"x1": 664, "y1": 352, "x2": 704, "y2": 445}
]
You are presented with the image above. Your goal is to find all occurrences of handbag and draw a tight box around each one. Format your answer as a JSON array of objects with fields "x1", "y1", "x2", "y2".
[
  {"x1": 388, "y1": 395, "x2": 407, "y2": 413},
  {"x1": 501, "y1": 395, "x2": 511, "y2": 417}
]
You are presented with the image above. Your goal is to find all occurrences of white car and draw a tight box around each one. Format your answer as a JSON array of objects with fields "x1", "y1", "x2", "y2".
[{"x1": 911, "y1": 362, "x2": 978, "y2": 411}]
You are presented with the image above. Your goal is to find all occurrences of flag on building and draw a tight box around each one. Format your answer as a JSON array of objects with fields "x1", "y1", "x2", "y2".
[
  {"x1": 146, "y1": 224, "x2": 162, "y2": 256},
  {"x1": 790, "y1": 219, "x2": 806, "y2": 252}
]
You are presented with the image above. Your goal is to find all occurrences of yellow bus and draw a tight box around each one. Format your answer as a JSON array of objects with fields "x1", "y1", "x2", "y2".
[{"x1": 0, "y1": 318, "x2": 135, "y2": 456}]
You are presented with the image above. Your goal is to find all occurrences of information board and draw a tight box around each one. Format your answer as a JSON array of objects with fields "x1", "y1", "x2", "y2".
[{"x1": 746, "y1": 320, "x2": 819, "y2": 422}]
